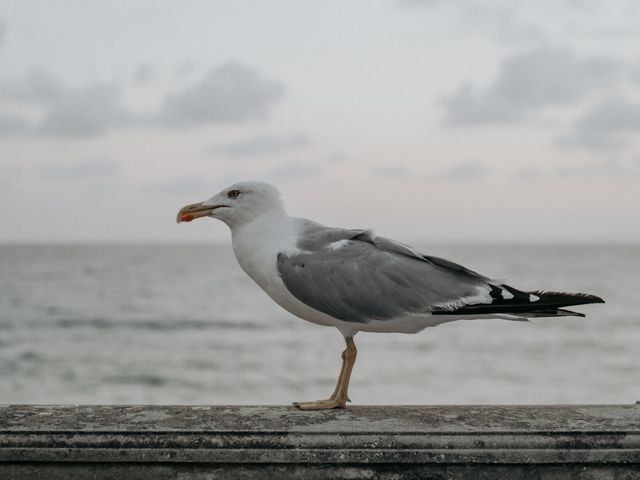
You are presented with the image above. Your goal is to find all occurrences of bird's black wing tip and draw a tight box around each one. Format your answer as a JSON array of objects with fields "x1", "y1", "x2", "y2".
[
  {"x1": 579, "y1": 292, "x2": 605, "y2": 304},
  {"x1": 531, "y1": 290, "x2": 605, "y2": 305}
]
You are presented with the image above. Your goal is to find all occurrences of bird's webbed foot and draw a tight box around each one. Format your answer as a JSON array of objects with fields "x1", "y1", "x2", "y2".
[{"x1": 292, "y1": 397, "x2": 348, "y2": 410}]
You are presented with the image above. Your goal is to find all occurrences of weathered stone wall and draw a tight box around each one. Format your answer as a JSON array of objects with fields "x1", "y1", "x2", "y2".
[{"x1": 1, "y1": 404, "x2": 639, "y2": 479}]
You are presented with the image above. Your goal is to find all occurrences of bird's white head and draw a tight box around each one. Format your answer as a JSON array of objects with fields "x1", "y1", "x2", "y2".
[{"x1": 176, "y1": 181, "x2": 285, "y2": 229}]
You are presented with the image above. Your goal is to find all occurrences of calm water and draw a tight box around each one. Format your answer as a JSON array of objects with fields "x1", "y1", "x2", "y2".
[{"x1": 0, "y1": 243, "x2": 638, "y2": 405}]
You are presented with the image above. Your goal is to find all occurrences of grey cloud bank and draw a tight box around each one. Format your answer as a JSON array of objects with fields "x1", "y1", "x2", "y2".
[
  {"x1": 0, "y1": 69, "x2": 133, "y2": 137},
  {"x1": 0, "y1": 62, "x2": 285, "y2": 137},
  {"x1": 442, "y1": 46, "x2": 624, "y2": 126},
  {"x1": 0, "y1": 115, "x2": 29, "y2": 134},
  {"x1": 159, "y1": 63, "x2": 284, "y2": 127},
  {"x1": 40, "y1": 85, "x2": 133, "y2": 137},
  {"x1": 0, "y1": 69, "x2": 131, "y2": 137},
  {"x1": 558, "y1": 96, "x2": 640, "y2": 151},
  {"x1": 132, "y1": 63, "x2": 156, "y2": 85}
]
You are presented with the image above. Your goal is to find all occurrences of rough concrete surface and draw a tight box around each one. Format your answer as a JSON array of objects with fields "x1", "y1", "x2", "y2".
[{"x1": 1, "y1": 404, "x2": 639, "y2": 479}]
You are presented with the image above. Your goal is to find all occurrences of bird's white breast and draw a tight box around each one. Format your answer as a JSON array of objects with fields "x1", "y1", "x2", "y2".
[
  {"x1": 231, "y1": 216, "x2": 296, "y2": 291},
  {"x1": 230, "y1": 216, "x2": 364, "y2": 335}
]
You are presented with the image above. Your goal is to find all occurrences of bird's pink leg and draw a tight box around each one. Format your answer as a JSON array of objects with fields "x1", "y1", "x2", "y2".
[
  {"x1": 293, "y1": 337, "x2": 357, "y2": 410},
  {"x1": 329, "y1": 347, "x2": 350, "y2": 400}
]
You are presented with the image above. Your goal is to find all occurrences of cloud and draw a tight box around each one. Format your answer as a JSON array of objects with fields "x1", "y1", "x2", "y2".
[
  {"x1": 0, "y1": 62, "x2": 285, "y2": 137},
  {"x1": 210, "y1": 133, "x2": 310, "y2": 157},
  {"x1": 0, "y1": 69, "x2": 135, "y2": 137},
  {"x1": 373, "y1": 165, "x2": 412, "y2": 177},
  {"x1": 0, "y1": 18, "x2": 5, "y2": 45},
  {"x1": 133, "y1": 63, "x2": 156, "y2": 84},
  {"x1": 442, "y1": 46, "x2": 624, "y2": 125},
  {"x1": 38, "y1": 158, "x2": 120, "y2": 178},
  {"x1": 3, "y1": 68, "x2": 63, "y2": 102},
  {"x1": 576, "y1": 96, "x2": 640, "y2": 132},
  {"x1": 38, "y1": 85, "x2": 134, "y2": 136},
  {"x1": 159, "y1": 62, "x2": 284, "y2": 127},
  {"x1": 438, "y1": 161, "x2": 491, "y2": 181},
  {"x1": 557, "y1": 96, "x2": 640, "y2": 150},
  {"x1": 0, "y1": 114, "x2": 30, "y2": 134}
]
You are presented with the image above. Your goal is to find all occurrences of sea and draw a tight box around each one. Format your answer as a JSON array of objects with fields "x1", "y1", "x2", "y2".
[{"x1": 0, "y1": 243, "x2": 638, "y2": 406}]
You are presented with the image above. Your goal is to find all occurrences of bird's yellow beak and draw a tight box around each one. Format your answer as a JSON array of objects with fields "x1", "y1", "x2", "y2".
[{"x1": 176, "y1": 202, "x2": 220, "y2": 223}]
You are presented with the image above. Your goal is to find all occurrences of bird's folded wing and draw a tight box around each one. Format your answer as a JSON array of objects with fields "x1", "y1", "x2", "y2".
[{"x1": 276, "y1": 230, "x2": 495, "y2": 323}]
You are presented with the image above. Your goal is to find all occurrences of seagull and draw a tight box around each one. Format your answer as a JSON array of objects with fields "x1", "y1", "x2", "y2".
[{"x1": 177, "y1": 181, "x2": 604, "y2": 410}]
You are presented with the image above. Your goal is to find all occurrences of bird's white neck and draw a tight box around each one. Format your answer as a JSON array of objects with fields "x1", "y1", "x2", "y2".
[{"x1": 230, "y1": 211, "x2": 300, "y2": 291}]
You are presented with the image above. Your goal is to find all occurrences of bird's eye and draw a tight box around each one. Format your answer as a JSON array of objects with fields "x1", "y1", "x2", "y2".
[{"x1": 227, "y1": 189, "x2": 241, "y2": 199}]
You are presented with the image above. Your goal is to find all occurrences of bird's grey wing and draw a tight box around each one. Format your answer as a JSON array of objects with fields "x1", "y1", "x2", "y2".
[
  {"x1": 277, "y1": 228, "x2": 495, "y2": 323},
  {"x1": 368, "y1": 234, "x2": 488, "y2": 279}
]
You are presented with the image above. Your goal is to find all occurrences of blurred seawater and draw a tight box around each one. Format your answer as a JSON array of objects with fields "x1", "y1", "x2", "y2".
[{"x1": 0, "y1": 243, "x2": 637, "y2": 405}]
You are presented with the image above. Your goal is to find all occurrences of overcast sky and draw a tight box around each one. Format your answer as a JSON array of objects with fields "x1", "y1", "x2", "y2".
[{"x1": 1, "y1": 0, "x2": 639, "y2": 243}]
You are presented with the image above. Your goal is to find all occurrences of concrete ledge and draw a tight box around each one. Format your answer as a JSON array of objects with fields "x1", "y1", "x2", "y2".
[{"x1": 1, "y1": 404, "x2": 639, "y2": 479}]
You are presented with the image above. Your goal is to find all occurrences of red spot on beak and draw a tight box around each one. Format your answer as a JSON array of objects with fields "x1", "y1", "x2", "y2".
[{"x1": 180, "y1": 213, "x2": 194, "y2": 222}]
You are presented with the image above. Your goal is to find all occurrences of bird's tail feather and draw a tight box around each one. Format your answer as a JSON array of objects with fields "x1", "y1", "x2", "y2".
[{"x1": 432, "y1": 287, "x2": 604, "y2": 317}]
